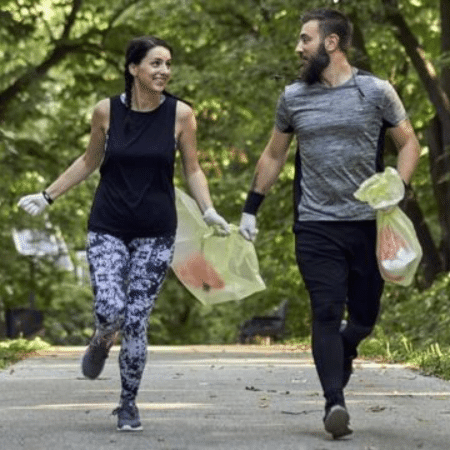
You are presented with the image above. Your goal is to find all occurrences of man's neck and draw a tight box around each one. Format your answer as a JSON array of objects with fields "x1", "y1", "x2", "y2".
[{"x1": 320, "y1": 56, "x2": 353, "y2": 87}]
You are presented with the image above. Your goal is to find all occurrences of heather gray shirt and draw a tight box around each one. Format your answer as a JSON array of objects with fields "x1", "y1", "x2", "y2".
[{"x1": 275, "y1": 70, "x2": 407, "y2": 222}]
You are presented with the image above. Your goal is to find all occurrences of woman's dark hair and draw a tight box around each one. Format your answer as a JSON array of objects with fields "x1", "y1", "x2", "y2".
[
  {"x1": 301, "y1": 9, "x2": 353, "y2": 52},
  {"x1": 124, "y1": 36, "x2": 173, "y2": 110}
]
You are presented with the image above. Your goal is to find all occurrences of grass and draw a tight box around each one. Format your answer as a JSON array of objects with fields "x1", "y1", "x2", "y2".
[
  {"x1": 2, "y1": 330, "x2": 450, "y2": 381},
  {"x1": 355, "y1": 326, "x2": 450, "y2": 380},
  {"x1": 0, "y1": 337, "x2": 50, "y2": 370},
  {"x1": 286, "y1": 325, "x2": 450, "y2": 381}
]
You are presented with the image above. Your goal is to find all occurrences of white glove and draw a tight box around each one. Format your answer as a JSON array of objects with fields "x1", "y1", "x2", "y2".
[
  {"x1": 239, "y1": 212, "x2": 258, "y2": 241},
  {"x1": 17, "y1": 192, "x2": 51, "y2": 216},
  {"x1": 203, "y1": 207, "x2": 231, "y2": 235}
]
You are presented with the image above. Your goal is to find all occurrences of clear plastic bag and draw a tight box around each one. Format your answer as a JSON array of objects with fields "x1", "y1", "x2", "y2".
[
  {"x1": 171, "y1": 188, "x2": 266, "y2": 304},
  {"x1": 354, "y1": 167, "x2": 422, "y2": 286}
]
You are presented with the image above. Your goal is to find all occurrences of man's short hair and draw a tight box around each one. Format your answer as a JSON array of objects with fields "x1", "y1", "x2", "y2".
[{"x1": 301, "y1": 9, "x2": 353, "y2": 52}]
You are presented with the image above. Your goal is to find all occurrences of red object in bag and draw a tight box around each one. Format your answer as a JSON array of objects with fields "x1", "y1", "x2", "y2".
[{"x1": 173, "y1": 252, "x2": 226, "y2": 292}]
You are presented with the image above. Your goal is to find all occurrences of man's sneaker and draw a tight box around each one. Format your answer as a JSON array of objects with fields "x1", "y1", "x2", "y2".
[
  {"x1": 112, "y1": 400, "x2": 143, "y2": 431},
  {"x1": 81, "y1": 330, "x2": 117, "y2": 379},
  {"x1": 324, "y1": 404, "x2": 353, "y2": 439}
]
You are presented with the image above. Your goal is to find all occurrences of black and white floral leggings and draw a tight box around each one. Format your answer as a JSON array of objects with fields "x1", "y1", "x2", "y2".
[{"x1": 87, "y1": 231, "x2": 175, "y2": 402}]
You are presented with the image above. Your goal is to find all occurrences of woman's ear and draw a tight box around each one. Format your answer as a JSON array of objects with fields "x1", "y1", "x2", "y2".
[{"x1": 128, "y1": 63, "x2": 137, "y2": 77}]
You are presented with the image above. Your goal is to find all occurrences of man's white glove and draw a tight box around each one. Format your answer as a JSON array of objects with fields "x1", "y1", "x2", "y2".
[
  {"x1": 17, "y1": 192, "x2": 51, "y2": 216},
  {"x1": 203, "y1": 207, "x2": 231, "y2": 235},
  {"x1": 239, "y1": 212, "x2": 258, "y2": 241}
]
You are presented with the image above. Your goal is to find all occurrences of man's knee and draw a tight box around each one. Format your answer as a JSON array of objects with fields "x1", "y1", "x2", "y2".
[{"x1": 312, "y1": 300, "x2": 344, "y2": 324}]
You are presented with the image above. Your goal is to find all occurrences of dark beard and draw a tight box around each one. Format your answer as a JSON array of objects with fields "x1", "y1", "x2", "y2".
[{"x1": 300, "y1": 43, "x2": 330, "y2": 85}]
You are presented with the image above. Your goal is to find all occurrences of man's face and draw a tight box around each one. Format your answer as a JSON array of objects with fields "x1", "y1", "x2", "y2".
[{"x1": 296, "y1": 20, "x2": 330, "y2": 85}]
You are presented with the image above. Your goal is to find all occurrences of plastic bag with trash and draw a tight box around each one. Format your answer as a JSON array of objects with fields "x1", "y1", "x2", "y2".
[
  {"x1": 171, "y1": 188, "x2": 266, "y2": 304},
  {"x1": 354, "y1": 167, "x2": 422, "y2": 286}
]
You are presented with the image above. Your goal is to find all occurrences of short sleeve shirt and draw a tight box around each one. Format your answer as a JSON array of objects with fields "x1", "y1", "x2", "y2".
[{"x1": 275, "y1": 70, "x2": 407, "y2": 222}]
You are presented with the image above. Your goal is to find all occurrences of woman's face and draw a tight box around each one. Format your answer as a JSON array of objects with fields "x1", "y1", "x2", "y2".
[{"x1": 129, "y1": 45, "x2": 172, "y2": 93}]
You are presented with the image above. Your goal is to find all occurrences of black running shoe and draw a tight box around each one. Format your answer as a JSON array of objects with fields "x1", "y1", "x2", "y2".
[
  {"x1": 81, "y1": 330, "x2": 117, "y2": 379},
  {"x1": 113, "y1": 400, "x2": 143, "y2": 431}
]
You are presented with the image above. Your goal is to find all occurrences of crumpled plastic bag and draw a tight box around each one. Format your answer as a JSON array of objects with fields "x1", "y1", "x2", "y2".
[
  {"x1": 354, "y1": 167, "x2": 422, "y2": 286},
  {"x1": 171, "y1": 188, "x2": 266, "y2": 304}
]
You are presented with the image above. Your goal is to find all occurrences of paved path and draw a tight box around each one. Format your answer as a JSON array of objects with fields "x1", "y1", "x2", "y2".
[{"x1": 0, "y1": 345, "x2": 449, "y2": 449}]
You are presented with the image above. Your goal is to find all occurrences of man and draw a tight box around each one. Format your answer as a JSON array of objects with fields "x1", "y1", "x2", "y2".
[{"x1": 239, "y1": 9, "x2": 420, "y2": 439}]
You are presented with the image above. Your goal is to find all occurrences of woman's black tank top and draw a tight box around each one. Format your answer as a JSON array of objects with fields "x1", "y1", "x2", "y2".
[{"x1": 88, "y1": 94, "x2": 177, "y2": 239}]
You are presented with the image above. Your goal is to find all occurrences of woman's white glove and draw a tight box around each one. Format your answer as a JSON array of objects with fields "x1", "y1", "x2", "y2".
[
  {"x1": 203, "y1": 207, "x2": 231, "y2": 235},
  {"x1": 239, "y1": 212, "x2": 258, "y2": 241},
  {"x1": 18, "y1": 192, "x2": 51, "y2": 216}
]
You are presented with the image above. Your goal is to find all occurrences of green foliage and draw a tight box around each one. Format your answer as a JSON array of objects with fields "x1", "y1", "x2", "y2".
[
  {"x1": 43, "y1": 279, "x2": 94, "y2": 345},
  {"x1": 380, "y1": 272, "x2": 450, "y2": 347},
  {"x1": 0, "y1": 0, "x2": 448, "y2": 350},
  {"x1": 355, "y1": 273, "x2": 450, "y2": 379},
  {"x1": 0, "y1": 337, "x2": 50, "y2": 370}
]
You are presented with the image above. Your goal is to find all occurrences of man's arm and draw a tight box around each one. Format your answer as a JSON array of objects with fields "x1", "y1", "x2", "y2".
[
  {"x1": 389, "y1": 118, "x2": 420, "y2": 184},
  {"x1": 240, "y1": 127, "x2": 293, "y2": 241},
  {"x1": 249, "y1": 127, "x2": 294, "y2": 194}
]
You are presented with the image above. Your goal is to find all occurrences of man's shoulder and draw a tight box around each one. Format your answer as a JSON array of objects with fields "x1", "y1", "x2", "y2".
[
  {"x1": 354, "y1": 69, "x2": 390, "y2": 90},
  {"x1": 281, "y1": 80, "x2": 311, "y2": 103},
  {"x1": 284, "y1": 79, "x2": 306, "y2": 94}
]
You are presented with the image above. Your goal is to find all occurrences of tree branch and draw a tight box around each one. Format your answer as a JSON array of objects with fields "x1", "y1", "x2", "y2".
[{"x1": 382, "y1": 0, "x2": 450, "y2": 140}]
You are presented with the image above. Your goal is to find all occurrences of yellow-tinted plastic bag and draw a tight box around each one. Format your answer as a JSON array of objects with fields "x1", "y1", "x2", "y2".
[
  {"x1": 354, "y1": 168, "x2": 422, "y2": 286},
  {"x1": 171, "y1": 188, "x2": 266, "y2": 304}
]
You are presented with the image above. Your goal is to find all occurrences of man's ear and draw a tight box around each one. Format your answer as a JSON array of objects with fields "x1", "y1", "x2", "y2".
[{"x1": 324, "y1": 33, "x2": 339, "y2": 52}]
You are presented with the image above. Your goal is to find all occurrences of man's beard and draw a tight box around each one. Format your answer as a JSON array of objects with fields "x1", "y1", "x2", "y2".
[{"x1": 300, "y1": 43, "x2": 330, "y2": 85}]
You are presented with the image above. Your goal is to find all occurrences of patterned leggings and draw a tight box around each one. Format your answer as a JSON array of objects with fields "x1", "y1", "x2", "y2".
[{"x1": 87, "y1": 231, "x2": 175, "y2": 402}]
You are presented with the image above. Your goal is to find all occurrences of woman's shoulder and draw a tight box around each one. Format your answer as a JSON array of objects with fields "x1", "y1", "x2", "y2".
[
  {"x1": 93, "y1": 98, "x2": 111, "y2": 115},
  {"x1": 174, "y1": 97, "x2": 194, "y2": 121},
  {"x1": 91, "y1": 98, "x2": 111, "y2": 130}
]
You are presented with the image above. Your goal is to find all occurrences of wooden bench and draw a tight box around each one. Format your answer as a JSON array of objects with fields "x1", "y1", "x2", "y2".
[
  {"x1": 5, "y1": 308, "x2": 44, "y2": 338},
  {"x1": 238, "y1": 300, "x2": 288, "y2": 344}
]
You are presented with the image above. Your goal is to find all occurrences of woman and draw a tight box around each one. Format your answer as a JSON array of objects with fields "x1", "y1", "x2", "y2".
[{"x1": 18, "y1": 36, "x2": 230, "y2": 431}]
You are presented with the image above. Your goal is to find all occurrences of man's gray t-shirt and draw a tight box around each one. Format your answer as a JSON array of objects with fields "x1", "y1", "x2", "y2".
[{"x1": 275, "y1": 70, "x2": 407, "y2": 222}]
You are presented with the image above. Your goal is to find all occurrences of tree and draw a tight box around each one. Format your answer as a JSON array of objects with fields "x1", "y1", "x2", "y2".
[{"x1": 0, "y1": 0, "x2": 449, "y2": 343}]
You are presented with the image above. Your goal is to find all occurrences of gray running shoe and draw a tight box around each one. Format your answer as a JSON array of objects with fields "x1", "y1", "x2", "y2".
[
  {"x1": 81, "y1": 330, "x2": 117, "y2": 379},
  {"x1": 112, "y1": 400, "x2": 143, "y2": 431},
  {"x1": 324, "y1": 404, "x2": 353, "y2": 439}
]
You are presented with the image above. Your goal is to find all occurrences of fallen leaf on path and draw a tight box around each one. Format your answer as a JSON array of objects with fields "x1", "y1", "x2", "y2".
[
  {"x1": 367, "y1": 405, "x2": 386, "y2": 413},
  {"x1": 245, "y1": 386, "x2": 261, "y2": 391}
]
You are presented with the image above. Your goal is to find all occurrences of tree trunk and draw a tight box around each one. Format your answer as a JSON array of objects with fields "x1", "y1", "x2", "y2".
[
  {"x1": 400, "y1": 187, "x2": 444, "y2": 287},
  {"x1": 441, "y1": 0, "x2": 450, "y2": 98},
  {"x1": 427, "y1": 116, "x2": 450, "y2": 270},
  {"x1": 383, "y1": 0, "x2": 450, "y2": 276}
]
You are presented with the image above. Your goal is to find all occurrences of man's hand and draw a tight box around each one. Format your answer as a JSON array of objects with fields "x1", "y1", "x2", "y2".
[
  {"x1": 203, "y1": 208, "x2": 231, "y2": 235},
  {"x1": 239, "y1": 212, "x2": 258, "y2": 241},
  {"x1": 18, "y1": 192, "x2": 51, "y2": 216}
]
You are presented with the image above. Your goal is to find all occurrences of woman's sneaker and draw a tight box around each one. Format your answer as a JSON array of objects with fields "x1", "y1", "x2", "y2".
[
  {"x1": 81, "y1": 330, "x2": 118, "y2": 379},
  {"x1": 112, "y1": 400, "x2": 143, "y2": 431}
]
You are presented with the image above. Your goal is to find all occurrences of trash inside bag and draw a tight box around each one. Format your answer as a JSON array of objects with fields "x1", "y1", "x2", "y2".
[
  {"x1": 375, "y1": 208, "x2": 422, "y2": 285},
  {"x1": 354, "y1": 168, "x2": 422, "y2": 286},
  {"x1": 171, "y1": 188, "x2": 266, "y2": 304}
]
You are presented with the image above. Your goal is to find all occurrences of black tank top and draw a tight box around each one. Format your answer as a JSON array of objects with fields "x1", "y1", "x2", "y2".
[{"x1": 88, "y1": 94, "x2": 177, "y2": 239}]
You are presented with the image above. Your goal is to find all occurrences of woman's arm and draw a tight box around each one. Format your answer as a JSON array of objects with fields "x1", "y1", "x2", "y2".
[
  {"x1": 18, "y1": 99, "x2": 109, "y2": 216},
  {"x1": 45, "y1": 99, "x2": 110, "y2": 200},
  {"x1": 176, "y1": 100, "x2": 229, "y2": 232}
]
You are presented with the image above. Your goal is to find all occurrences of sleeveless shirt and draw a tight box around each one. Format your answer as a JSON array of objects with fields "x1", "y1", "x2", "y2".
[{"x1": 88, "y1": 94, "x2": 178, "y2": 239}]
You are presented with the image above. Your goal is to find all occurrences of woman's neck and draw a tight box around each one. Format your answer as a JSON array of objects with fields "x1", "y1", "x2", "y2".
[{"x1": 131, "y1": 88, "x2": 163, "y2": 112}]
